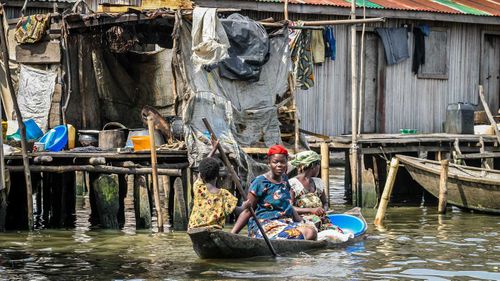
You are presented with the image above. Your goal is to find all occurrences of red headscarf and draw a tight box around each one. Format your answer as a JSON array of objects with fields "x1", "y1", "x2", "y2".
[{"x1": 267, "y1": 144, "x2": 288, "y2": 157}]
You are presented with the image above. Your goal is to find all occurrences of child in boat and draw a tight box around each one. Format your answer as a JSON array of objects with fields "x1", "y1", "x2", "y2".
[{"x1": 188, "y1": 157, "x2": 249, "y2": 230}]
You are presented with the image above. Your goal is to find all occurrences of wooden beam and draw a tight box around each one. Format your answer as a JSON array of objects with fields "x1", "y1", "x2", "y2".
[
  {"x1": 4, "y1": 1, "x2": 73, "y2": 9},
  {"x1": 16, "y1": 41, "x2": 61, "y2": 64},
  {"x1": 456, "y1": 152, "x2": 500, "y2": 160},
  {"x1": 6, "y1": 165, "x2": 182, "y2": 176}
]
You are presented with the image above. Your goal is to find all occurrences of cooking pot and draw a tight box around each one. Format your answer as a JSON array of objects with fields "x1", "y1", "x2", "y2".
[
  {"x1": 99, "y1": 122, "x2": 128, "y2": 150},
  {"x1": 78, "y1": 130, "x2": 99, "y2": 147}
]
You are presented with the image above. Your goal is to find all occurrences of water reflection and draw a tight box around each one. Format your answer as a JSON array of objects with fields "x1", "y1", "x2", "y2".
[{"x1": 0, "y1": 167, "x2": 498, "y2": 280}]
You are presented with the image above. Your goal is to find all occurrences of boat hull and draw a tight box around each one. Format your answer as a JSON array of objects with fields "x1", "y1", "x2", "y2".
[
  {"x1": 188, "y1": 208, "x2": 366, "y2": 259},
  {"x1": 398, "y1": 155, "x2": 500, "y2": 214}
]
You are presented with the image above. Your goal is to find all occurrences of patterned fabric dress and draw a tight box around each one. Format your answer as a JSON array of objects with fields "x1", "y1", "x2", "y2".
[
  {"x1": 289, "y1": 177, "x2": 340, "y2": 232},
  {"x1": 15, "y1": 14, "x2": 50, "y2": 44},
  {"x1": 247, "y1": 175, "x2": 311, "y2": 240},
  {"x1": 188, "y1": 179, "x2": 237, "y2": 230}
]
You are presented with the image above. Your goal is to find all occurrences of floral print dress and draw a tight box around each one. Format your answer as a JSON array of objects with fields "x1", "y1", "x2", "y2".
[
  {"x1": 247, "y1": 175, "x2": 311, "y2": 240},
  {"x1": 289, "y1": 177, "x2": 340, "y2": 232},
  {"x1": 188, "y1": 179, "x2": 237, "y2": 230}
]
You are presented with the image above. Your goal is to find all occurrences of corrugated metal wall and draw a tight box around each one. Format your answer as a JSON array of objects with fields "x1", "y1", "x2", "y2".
[{"x1": 296, "y1": 19, "x2": 500, "y2": 136}]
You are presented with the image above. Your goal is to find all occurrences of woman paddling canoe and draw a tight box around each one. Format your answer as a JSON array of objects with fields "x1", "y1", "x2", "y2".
[{"x1": 231, "y1": 145, "x2": 317, "y2": 240}]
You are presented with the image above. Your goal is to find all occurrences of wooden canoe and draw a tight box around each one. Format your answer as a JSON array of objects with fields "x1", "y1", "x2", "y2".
[
  {"x1": 188, "y1": 208, "x2": 367, "y2": 259},
  {"x1": 397, "y1": 154, "x2": 500, "y2": 214}
]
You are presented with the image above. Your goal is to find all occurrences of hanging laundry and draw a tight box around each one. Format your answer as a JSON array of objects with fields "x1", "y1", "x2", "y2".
[
  {"x1": 311, "y1": 30, "x2": 325, "y2": 64},
  {"x1": 412, "y1": 26, "x2": 426, "y2": 74},
  {"x1": 191, "y1": 7, "x2": 230, "y2": 72},
  {"x1": 288, "y1": 21, "x2": 303, "y2": 50},
  {"x1": 14, "y1": 14, "x2": 50, "y2": 44},
  {"x1": 291, "y1": 30, "x2": 314, "y2": 90},
  {"x1": 375, "y1": 27, "x2": 409, "y2": 65},
  {"x1": 323, "y1": 26, "x2": 336, "y2": 61}
]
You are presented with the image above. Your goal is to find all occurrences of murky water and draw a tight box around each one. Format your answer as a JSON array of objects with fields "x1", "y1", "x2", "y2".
[{"x1": 1, "y1": 167, "x2": 499, "y2": 280}]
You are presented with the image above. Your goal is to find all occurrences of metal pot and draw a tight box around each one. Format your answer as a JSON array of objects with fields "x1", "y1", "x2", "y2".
[
  {"x1": 78, "y1": 130, "x2": 99, "y2": 147},
  {"x1": 98, "y1": 122, "x2": 128, "y2": 150}
]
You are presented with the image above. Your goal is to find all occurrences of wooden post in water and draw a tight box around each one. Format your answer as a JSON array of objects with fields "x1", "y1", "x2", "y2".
[
  {"x1": 437, "y1": 160, "x2": 449, "y2": 214},
  {"x1": 147, "y1": 116, "x2": 163, "y2": 232},
  {"x1": 134, "y1": 175, "x2": 152, "y2": 229},
  {"x1": 0, "y1": 8, "x2": 33, "y2": 230},
  {"x1": 374, "y1": 158, "x2": 399, "y2": 225},
  {"x1": 320, "y1": 142, "x2": 330, "y2": 207},
  {"x1": 173, "y1": 177, "x2": 188, "y2": 230},
  {"x1": 93, "y1": 174, "x2": 120, "y2": 229}
]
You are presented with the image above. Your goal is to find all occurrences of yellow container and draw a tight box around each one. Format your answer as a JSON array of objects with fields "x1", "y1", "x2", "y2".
[
  {"x1": 2, "y1": 121, "x2": 7, "y2": 139},
  {"x1": 131, "y1": 136, "x2": 151, "y2": 152},
  {"x1": 67, "y1": 124, "x2": 76, "y2": 149}
]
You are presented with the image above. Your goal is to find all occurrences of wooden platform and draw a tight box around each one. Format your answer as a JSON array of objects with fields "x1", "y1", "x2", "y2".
[
  {"x1": 308, "y1": 134, "x2": 500, "y2": 154},
  {"x1": 309, "y1": 133, "x2": 500, "y2": 209}
]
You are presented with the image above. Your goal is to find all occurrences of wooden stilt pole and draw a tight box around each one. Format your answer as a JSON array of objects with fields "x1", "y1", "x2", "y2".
[
  {"x1": 374, "y1": 157, "x2": 399, "y2": 225},
  {"x1": 437, "y1": 160, "x2": 449, "y2": 214},
  {"x1": 349, "y1": 0, "x2": 360, "y2": 206},
  {"x1": 0, "y1": 8, "x2": 33, "y2": 230},
  {"x1": 320, "y1": 142, "x2": 330, "y2": 207},
  {"x1": 284, "y1": 0, "x2": 289, "y2": 21},
  {"x1": 147, "y1": 116, "x2": 163, "y2": 232},
  {"x1": 479, "y1": 85, "x2": 500, "y2": 145}
]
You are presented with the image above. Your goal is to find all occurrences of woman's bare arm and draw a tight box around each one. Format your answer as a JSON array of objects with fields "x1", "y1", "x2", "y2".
[{"x1": 231, "y1": 193, "x2": 257, "y2": 234}]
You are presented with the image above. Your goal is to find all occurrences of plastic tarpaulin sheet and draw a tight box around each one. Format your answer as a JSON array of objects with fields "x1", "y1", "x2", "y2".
[
  {"x1": 219, "y1": 13, "x2": 270, "y2": 82},
  {"x1": 17, "y1": 65, "x2": 57, "y2": 131},
  {"x1": 176, "y1": 18, "x2": 291, "y2": 171}
]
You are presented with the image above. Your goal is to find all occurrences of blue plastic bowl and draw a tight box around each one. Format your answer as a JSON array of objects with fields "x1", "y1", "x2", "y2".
[
  {"x1": 327, "y1": 214, "x2": 367, "y2": 237},
  {"x1": 39, "y1": 125, "x2": 68, "y2": 152}
]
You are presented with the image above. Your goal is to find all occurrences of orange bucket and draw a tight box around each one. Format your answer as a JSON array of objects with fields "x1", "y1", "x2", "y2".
[{"x1": 131, "y1": 136, "x2": 150, "y2": 151}]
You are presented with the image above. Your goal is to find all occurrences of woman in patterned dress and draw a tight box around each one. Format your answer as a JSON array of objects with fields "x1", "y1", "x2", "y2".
[
  {"x1": 231, "y1": 145, "x2": 317, "y2": 240},
  {"x1": 289, "y1": 151, "x2": 339, "y2": 232}
]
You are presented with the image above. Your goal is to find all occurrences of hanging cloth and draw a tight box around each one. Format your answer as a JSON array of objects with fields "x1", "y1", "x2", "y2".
[
  {"x1": 291, "y1": 30, "x2": 314, "y2": 90},
  {"x1": 14, "y1": 14, "x2": 50, "y2": 44},
  {"x1": 191, "y1": 7, "x2": 230, "y2": 72},
  {"x1": 375, "y1": 27, "x2": 409, "y2": 65},
  {"x1": 412, "y1": 24, "x2": 430, "y2": 74},
  {"x1": 311, "y1": 30, "x2": 325, "y2": 64},
  {"x1": 324, "y1": 26, "x2": 336, "y2": 61}
]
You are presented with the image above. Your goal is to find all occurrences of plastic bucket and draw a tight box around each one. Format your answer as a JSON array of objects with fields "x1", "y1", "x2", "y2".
[
  {"x1": 327, "y1": 214, "x2": 367, "y2": 237},
  {"x1": 131, "y1": 136, "x2": 150, "y2": 151}
]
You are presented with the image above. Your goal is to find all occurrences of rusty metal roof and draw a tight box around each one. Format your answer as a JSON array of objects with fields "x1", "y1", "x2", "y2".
[{"x1": 257, "y1": 0, "x2": 500, "y2": 16}]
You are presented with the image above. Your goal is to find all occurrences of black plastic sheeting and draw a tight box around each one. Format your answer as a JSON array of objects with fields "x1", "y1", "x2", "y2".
[{"x1": 218, "y1": 14, "x2": 270, "y2": 82}]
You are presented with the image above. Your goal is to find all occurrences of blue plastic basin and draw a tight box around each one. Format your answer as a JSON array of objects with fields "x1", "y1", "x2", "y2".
[
  {"x1": 327, "y1": 214, "x2": 367, "y2": 237},
  {"x1": 39, "y1": 125, "x2": 68, "y2": 152}
]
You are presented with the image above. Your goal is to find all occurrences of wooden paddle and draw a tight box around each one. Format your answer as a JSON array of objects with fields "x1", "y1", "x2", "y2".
[{"x1": 202, "y1": 118, "x2": 277, "y2": 257}]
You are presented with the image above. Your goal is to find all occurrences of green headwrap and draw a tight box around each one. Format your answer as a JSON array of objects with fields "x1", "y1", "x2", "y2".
[{"x1": 290, "y1": 150, "x2": 320, "y2": 168}]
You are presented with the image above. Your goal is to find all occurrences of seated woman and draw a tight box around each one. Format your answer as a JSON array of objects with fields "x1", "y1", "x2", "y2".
[
  {"x1": 188, "y1": 157, "x2": 249, "y2": 230},
  {"x1": 232, "y1": 145, "x2": 317, "y2": 240},
  {"x1": 289, "y1": 150, "x2": 337, "y2": 232}
]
